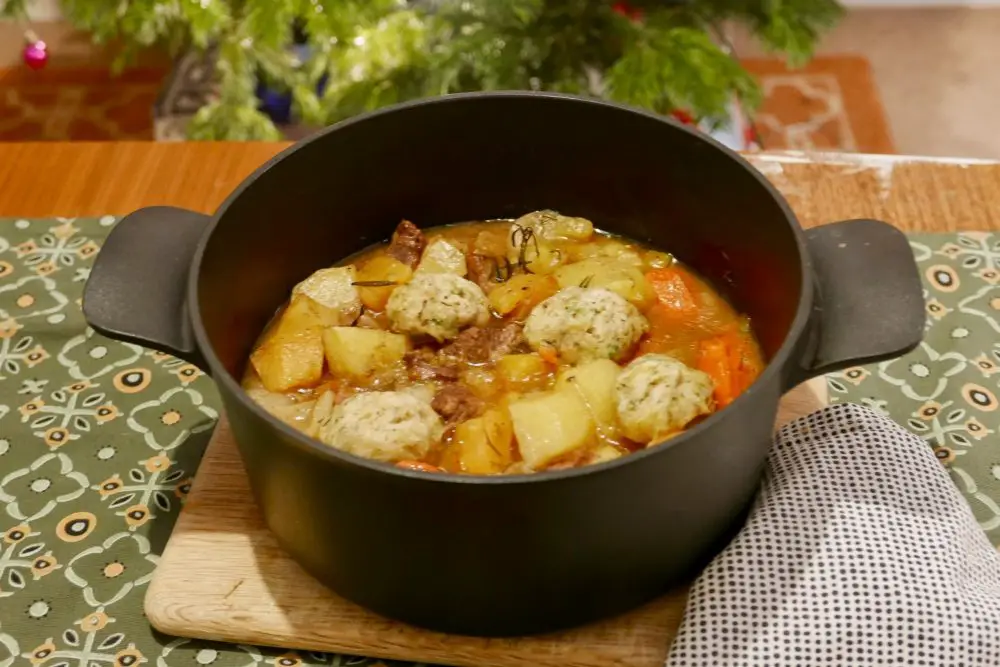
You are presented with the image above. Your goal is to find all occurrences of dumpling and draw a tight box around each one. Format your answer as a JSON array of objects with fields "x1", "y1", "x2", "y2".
[
  {"x1": 615, "y1": 354, "x2": 715, "y2": 444},
  {"x1": 386, "y1": 273, "x2": 490, "y2": 342},
  {"x1": 317, "y1": 391, "x2": 444, "y2": 461},
  {"x1": 523, "y1": 287, "x2": 647, "y2": 363}
]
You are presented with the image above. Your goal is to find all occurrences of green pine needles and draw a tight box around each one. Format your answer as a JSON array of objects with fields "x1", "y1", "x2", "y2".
[{"x1": 2, "y1": 0, "x2": 842, "y2": 140}]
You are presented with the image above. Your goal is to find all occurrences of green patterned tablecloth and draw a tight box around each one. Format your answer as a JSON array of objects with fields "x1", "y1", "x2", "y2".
[{"x1": 0, "y1": 219, "x2": 997, "y2": 667}]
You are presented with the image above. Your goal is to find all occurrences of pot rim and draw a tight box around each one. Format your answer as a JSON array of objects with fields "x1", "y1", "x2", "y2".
[{"x1": 188, "y1": 90, "x2": 814, "y2": 485}]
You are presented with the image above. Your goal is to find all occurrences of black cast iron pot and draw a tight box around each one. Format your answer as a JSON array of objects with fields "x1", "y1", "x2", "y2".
[{"x1": 83, "y1": 92, "x2": 925, "y2": 637}]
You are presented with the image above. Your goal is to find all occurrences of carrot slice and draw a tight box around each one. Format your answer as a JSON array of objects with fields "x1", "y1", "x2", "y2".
[
  {"x1": 637, "y1": 304, "x2": 678, "y2": 356},
  {"x1": 395, "y1": 460, "x2": 444, "y2": 473},
  {"x1": 697, "y1": 330, "x2": 762, "y2": 407},
  {"x1": 644, "y1": 268, "x2": 698, "y2": 317},
  {"x1": 697, "y1": 336, "x2": 735, "y2": 406},
  {"x1": 638, "y1": 267, "x2": 701, "y2": 357},
  {"x1": 538, "y1": 345, "x2": 560, "y2": 366}
]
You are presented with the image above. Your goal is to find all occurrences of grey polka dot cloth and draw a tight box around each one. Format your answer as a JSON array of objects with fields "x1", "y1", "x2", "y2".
[{"x1": 667, "y1": 404, "x2": 1000, "y2": 666}]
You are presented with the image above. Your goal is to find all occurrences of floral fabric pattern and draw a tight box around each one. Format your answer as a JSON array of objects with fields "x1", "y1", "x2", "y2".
[
  {"x1": 828, "y1": 232, "x2": 1000, "y2": 534},
  {"x1": 0, "y1": 218, "x2": 995, "y2": 667}
]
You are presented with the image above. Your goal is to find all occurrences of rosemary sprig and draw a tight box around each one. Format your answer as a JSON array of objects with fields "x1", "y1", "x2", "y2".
[
  {"x1": 510, "y1": 223, "x2": 540, "y2": 271},
  {"x1": 471, "y1": 254, "x2": 521, "y2": 284},
  {"x1": 494, "y1": 257, "x2": 515, "y2": 283},
  {"x1": 352, "y1": 305, "x2": 367, "y2": 326},
  {"x1": 352, "y1": 280, "x2": 400, "y2": 287}
]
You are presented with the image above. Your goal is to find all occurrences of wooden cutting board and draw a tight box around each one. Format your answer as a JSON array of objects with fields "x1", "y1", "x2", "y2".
[{"x1": 145, "y1": 378, "x2": 829, "y2": 667}]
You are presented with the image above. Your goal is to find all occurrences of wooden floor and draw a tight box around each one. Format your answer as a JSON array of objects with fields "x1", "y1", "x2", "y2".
[{"x1": 732, "y1": 8, "x2": 1000, "y2": 160}]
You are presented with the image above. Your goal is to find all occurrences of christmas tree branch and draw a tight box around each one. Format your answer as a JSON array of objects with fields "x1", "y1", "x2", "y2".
[
  {"x1": 188, "y1": 36, "x2": 282, "y2": 140},
  {"x1": 691, "y1": 0, "x2": 842, "y2": 64},
  {"x1": 606, "y1": 10, "x2": 761, "y2": 122},
  {"x1": 0, "y1": 0, "x2": 31, "y2": 19},
  {"x1": 2, "y1": 0, "x2": 842, "y2": 139}
]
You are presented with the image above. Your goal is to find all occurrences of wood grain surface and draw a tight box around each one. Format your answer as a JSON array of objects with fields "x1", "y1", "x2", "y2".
[
  {"x1": 0, "y1": 142, "x2": 288, "y2": 216},
  {"x1": 144, "y1": 378, "x2": 828, "y2": 667},
  {"x1": 1, "y1": 144, "x2": 999, "y2": 233}
]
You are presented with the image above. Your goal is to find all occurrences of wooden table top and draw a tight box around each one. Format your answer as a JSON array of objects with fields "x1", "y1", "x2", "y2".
[{"x1": 1, "y1": 142, "x2": 999, "y2": 232}]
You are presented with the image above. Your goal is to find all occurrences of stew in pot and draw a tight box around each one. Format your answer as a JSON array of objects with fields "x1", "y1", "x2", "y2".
[{"x1": 242, "y1": 211, "x2": 764, "y2": 475}]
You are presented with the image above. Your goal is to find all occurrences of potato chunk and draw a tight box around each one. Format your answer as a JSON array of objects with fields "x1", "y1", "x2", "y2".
[
  {"x1": 356, "y1": 256, "x2": 413, "y2": 311},
  {"x1": 522, "y1": 242, "x2": 565, "y2": 275},
  {"x1": 643, "y1": 250, "x2": 674, "y2": 270},
  {"x1": 513, "y1": 210, "x2": 594, "y2": 243},
  {"x1": 452, "y1": 408, "x2": 514, "y2": 474},
  {"x1": 416, "y1": 238, "x2": 467, "y2": 276},
  {"x1": 590, "y1": 445, "x2": 624, "y2": 464},
  {"x1": 555, "y1": 358, "x2": 621, "y2": 434},
  {"x1": 250, "y1": 296, "x2": 325, "y2": 392},
  {"x1": 292, "y1": 266, "x2": 362, "y2": 325},
  {"x1": 488, "y1": 274, "x2": 558, "y2": 319},
  {"x1": 496, "y1": 353, "x2": 551, "y2": 392},
  {"x1": 243, "y1": 374, "x2": 317, "y2": 428},
  {"x1": 509, "y1": 389, "x2": 593, "y2": 470},
  {"x1": 554, "y1": 258, "x2": 655, "y2": 310},
  {"x1": 507, "y1": 212, "x2": 584, "y2": 275},
  {"x1": 567, "y1": 240, "x2": 644, "y2": 268},
  {"x1": 322, "y1": 327, "x2": 408, "y2": 379}
]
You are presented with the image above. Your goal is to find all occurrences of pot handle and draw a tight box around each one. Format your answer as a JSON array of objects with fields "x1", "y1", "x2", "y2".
[
  {"x1": 787, "y1": 219, "x2": 925, "y2": 388},
  {"x1": 82, "y1": 206, "x2": 210, "y2": 371}
]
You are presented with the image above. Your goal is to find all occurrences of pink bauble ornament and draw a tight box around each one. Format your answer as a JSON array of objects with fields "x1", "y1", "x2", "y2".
[{"x1": 23, "y1": 40, "x2": 48, "y2": 70}]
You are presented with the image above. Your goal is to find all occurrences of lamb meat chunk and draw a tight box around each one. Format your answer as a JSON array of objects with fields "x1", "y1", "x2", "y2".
[
  {"x1": 467, "y1": 230, "x2": 511, "y2": 294},
  {"x1": 467, "y1": 253, "x2": 500, "y2": 294},
  {"x1": 489, "y1": 321, "x2": 528, "y2": 357},
  {"x1": 441, "y1": 328, "x2": 491, "y2": 365},
  {"x1": 405, "y1": 348, "x2": 460, "y2": 382},
  {"x1": 386, "y1": 219, "x2": 426, "y2": 269},
  {"x1": 442, "y1": 322, "x2": 527, "y2": 365},
  {"x1": 431, "y1": 383, "x2": 484, "y2": 425}
]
